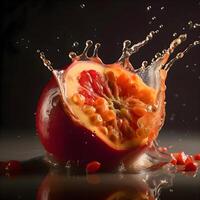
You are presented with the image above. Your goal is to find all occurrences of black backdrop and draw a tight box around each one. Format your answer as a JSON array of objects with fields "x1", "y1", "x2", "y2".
[{"x1": 1, "y1": 0, "x2": 200, "y2": 133}]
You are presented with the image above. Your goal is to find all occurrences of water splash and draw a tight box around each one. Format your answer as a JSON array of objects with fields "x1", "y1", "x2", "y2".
[{"x1": 188, "y1": 20, "x2": 200, "y2": 29}]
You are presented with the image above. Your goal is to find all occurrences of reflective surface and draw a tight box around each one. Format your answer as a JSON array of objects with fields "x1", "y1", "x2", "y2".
[
  {"x1": 0, "y1": 132, "x2": 200, "y2": 200},
  {"x1": 0, "y1": 166, "x2": 200, "y2": 200}
]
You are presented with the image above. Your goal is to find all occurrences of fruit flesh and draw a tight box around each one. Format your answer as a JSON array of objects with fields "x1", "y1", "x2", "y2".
[
  {"x1": 62, "y1": 61, "x2": 164, "y2": 150},
  {"x1": 36, "y1": 77, "x2": 147, "y2": 168}
]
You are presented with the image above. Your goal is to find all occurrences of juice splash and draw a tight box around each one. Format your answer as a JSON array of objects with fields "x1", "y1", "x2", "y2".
[{"x1": 37, "y1": 31, "x2": 200, "y2": 171}]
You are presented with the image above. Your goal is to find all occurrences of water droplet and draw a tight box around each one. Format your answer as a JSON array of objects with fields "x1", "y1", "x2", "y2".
[
  {"x1": 152, "y1": 16, "x2": 156, "y2": 20},
  {"x1": 169, "y1": 188, "x2": 174, "y2": 192},
  {"x1": 147, "y1": 6, "x2": 152, "y2": 11},
  {"x1": 159, "y1": 24, "x2": 164, "y2": 29},
  {"x1": 27, "y1": 40, "x2": 30, "y2": 43},
  {"x1": 182, "y1": 27, "x2": 186, "y2": 30},
  {"x1": 85, "y1": 141, "x2": 88, "y2": 145},
  {"x1": 16, "y1": 41, "x2": 19, "y2": 44},
  {"x1": 155, "y1": 52, "x2": 161, "y2": 58},
  {"x1": 56, "y1": 36, "x2": 60, "y2": 40},
  {"x1": 21, "y1": 38, "x2": 24, "y2": 41},
  {"x1": 72, "y1": 41, "x2": 79, "y2": 48},
  {"x1": 142, "y1": 60, "x2": 148, "y2": 67},
  {"x1": 185, "y1": 65, "x2": 189, "y2": 68},
  {"x1": 161, "y1": 6, "x2": 165, "y2": 10},
  {"x1": 194, "y1": 41, "x2": 200, "y2": 45},
  {"x1": 148, "y1": 21, "x2": 152, "y2": 25},
  {"x1": 174, "y1": 93, "x2": 179, "y2": 98},
  {"x1": 57, "y1": 49, "x2": 60, "y2": 52},
  {"x1": 65, "y1": 161, "x2": 71, "y2": 168},
  {"x1": 25, "y1": 46, "x2": 28, "y2": 49},
  {"x1": 36, "y1": 49, "x2": 40, "y2": 53},
  {"x1": 69, "y1": 52, "x2": 77, "y2": 59},
  {"x1": 194, "y1": 63, "x2": 197, "y2": 66},
  {"x1": 169, "y1": 113, "x2": 176, "y2": 121},
  {"x1": 80, "y1": 3, "x2": 85, "y2": 8},
  {"x1": 188, "y1": 20, "x2": 193, "y2": 28},
  {"x1": 173, "y1": 33, "x2": 177, "y2": 37}
]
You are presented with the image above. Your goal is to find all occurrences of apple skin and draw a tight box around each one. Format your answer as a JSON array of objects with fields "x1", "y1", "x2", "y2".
[{"x1": 36, "y1": 74, "x2": 147, "y2": 170}]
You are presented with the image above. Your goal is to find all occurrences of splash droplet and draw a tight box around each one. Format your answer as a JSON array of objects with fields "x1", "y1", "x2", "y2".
[
  {"x1": 152, "y1": 16, "x2": 156, "y2": 21},
  {"x1": 161, "y1": 6, "x2": 165, "y2": 10},
  {"x1": 159, "y1": 24, "x2": 164, "y2": 29},
  {"x1": 80, "y1": 3, "x2": 85, "y2": 8},
  {"x1": 147, "y1": 6, "x2": 152, "y2": 11},
  {"x1": 173, "y1": 33, "x2": 177, "y2": 37},
  {"x1": 72, "y1": 41, "x2": 79, "y2": 48},
  {"x1": 56, "y1": 36, "x2": 60, "y2": 40}
]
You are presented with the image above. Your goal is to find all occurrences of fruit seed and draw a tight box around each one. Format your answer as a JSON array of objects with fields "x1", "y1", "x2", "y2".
[
  {"x1": 82, "y1": 105, "x2": 96, "y2": 115},
  {"x1": 90, "y1": 114, "x2": 103, "y2": 126},
  {"x1": 71, "y1": 93, "x2": 85, "y2": 106}
]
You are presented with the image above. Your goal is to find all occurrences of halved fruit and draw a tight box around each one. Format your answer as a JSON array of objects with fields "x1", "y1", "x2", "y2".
[
  {"x1": 61, "y1": 60, "x2": 161, "y2": 151},
  {"x1": 36, "y1": 58, "x2": 167, "y2": 170}
]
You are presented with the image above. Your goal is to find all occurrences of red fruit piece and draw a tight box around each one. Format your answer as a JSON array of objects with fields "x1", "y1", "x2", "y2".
[
  {"x1": 193, "y1": 154, "x2": 200, "y2": 161},
  {"x1": 86, "y1": 161, "x2": 101, "y2": 173},
  {"x1": 185, "y1": 155, "x2": 193, "y2": 164},
  {"x1": 184, "y1": 162, "x2": 197, "y2": 172},
  {"x1": 170, "y1": 153, "x2": 177, "y2": 165},
  {"x1": 173, "y1": 152, "x2": 188, "y2": 165},
  {"x1": 5, "y1": 160, "x2": 22, "y2": 172}
]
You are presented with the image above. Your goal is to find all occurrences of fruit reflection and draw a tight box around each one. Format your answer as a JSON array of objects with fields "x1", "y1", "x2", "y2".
[{"x1": 37, "y1": 168, "x2": 173, "y2": 200}]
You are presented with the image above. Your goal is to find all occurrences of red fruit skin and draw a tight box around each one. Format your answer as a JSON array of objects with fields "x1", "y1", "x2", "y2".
[{"x1": 36, "y1": 76, "x2": 147, "y2": 170}]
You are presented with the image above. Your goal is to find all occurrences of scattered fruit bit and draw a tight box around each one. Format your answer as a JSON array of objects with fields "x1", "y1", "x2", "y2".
[
  {"x1": 170, "y1": 153, "x2": 177, "y2": 165},
  {"x1": 193, "y1": 154, "x2": 200, "y2": 161},
  {"x1": 86, "y1": 161, "x2": 101, "y2": 173},
  {"x1": 0, "y1": 160, "x2": 22, "y2": 176},
  {"x1": 5, "y1": 160, "x2": 22, "y2": 172},
  {"x1": 184, "y1": 162, "x2": 197, "y2": 172},
  {"x1": 173, "y1": 152, "x2": 187, "y2": 165},
  {"x1": 185, "y1": 155, "x2": 193, "y2": 164}
]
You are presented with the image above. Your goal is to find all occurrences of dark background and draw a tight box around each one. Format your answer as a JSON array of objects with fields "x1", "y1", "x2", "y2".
[{"x1": 1, "y1": 0, "x2": 200, "y2": 134}]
